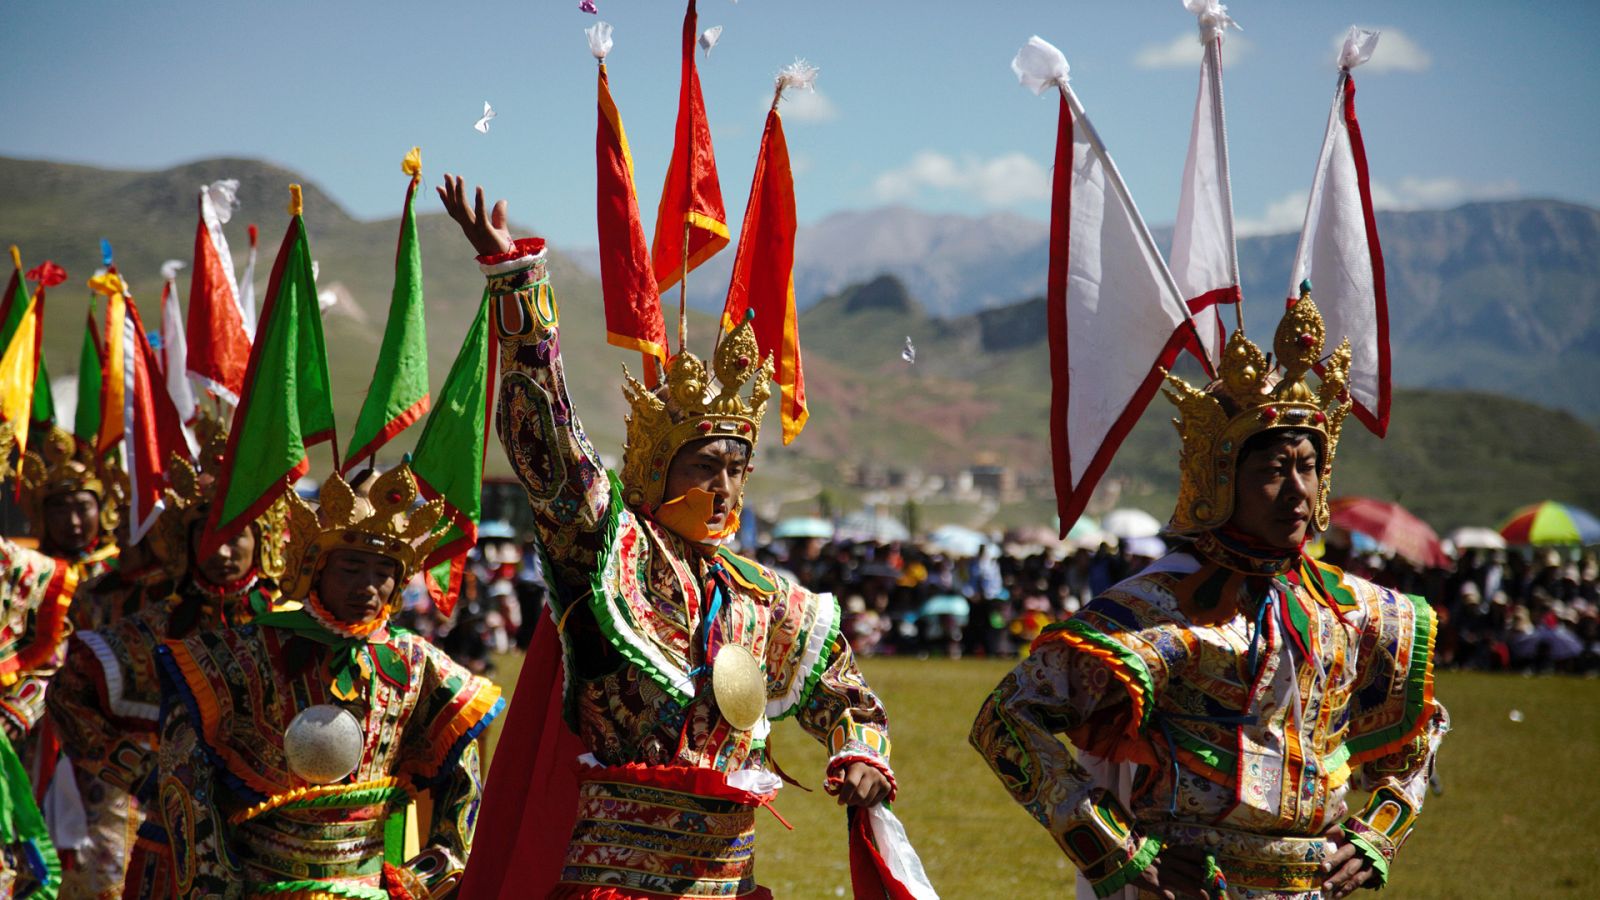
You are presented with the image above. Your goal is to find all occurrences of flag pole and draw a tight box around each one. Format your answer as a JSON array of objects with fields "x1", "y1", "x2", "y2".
[
  {"x1": 1206, "y1": 37, "x2": 1244, "y2": 334},
  {"x1": 678, "y1": 221, "x2": 689, "y2": 355}
]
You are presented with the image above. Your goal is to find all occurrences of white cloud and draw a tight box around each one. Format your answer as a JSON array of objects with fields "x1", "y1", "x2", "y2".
[
  {"x1": 1336, "y1": 27, "x2": 1431, "y2": 73},
  {"x1": 871, "y1": 150, "x2": 1050, "y2": 207},
  {"x1": 769, "y1": 85, "x2": 837, "y2": 123},
  {"x1": 1134, "y1": 32, "x2": 1252, "y2": 69},
  {"x1": 1236, "y1": 177, "x2": 1522, "y2": 236}
]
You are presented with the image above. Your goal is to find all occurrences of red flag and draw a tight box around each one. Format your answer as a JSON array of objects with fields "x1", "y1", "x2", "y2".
[
  {"x1": 721, "y1": 96, "x2": 806, "y2": 444},
  {"x1": 596, "y1": 55, "x2": 668, "y2": 385},
  {"x1": 650, "y1": 0, "x2": 729, "y2": 293},
  {"x1": 186, "y1": 183, "x2": 251, "y2": 403}
]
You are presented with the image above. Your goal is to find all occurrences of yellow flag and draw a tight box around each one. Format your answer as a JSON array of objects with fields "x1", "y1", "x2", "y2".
[{"x1": 0, "y1": 292, "x2": 40, "y2": 452}]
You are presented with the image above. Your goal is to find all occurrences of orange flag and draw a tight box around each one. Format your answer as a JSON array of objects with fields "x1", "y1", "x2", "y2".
[
  {"x1": 722, "y1": 79, "x2": 807, "y2": 445},
  {"x1": 593, "y1": 35, "x2": 667, "y2": 385},
  {"x1": 650, "y1": 0, "x2": 728, "y2": 294}
]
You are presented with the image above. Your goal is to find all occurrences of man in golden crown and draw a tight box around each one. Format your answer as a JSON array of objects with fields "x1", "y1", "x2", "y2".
[
  {"x1": 437, "y1": 177, "x2": 918, "y2": 899},
  {"x1": 970, "y1": 289, "x2": 1449, "y2": 899},
  {"x1": 47, "y1": 416, "x2": 289, "y2": 898},
  {"x1": 153, "y1": 464, "x2": 504, "y2": 898}
]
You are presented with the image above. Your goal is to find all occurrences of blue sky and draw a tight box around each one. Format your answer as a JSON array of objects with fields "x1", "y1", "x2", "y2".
[{"x1": 3, "y1": 0, "x2": 1597, "y2": 249}]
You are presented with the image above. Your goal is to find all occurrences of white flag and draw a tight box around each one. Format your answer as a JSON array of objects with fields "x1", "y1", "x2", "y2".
[
  {"x1": 1170, "y1": 2, "x2": 1240, "y2": 370},
  {"x1": 239, "y1": 224, "x2": 259, "y2": 339},
  {"x1": 159, "y1": 261, "x2": 198, "y2": 429},
  {"x1": 1013, "y1": 37, "x2": 1202, "y2": 531},
  {"x1": 1290, "y1": 27, "x2": 1389, "y2": 436}
]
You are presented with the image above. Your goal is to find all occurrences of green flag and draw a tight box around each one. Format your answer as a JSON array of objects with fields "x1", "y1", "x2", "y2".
[
  {"x1": 0, "y1": 253, "x2": 54, "y2": 430},
  {"x1": 343, "y1": 154, "x2": 429, "y2": 472},
  {"x1": 410, "y1": 290, "x2": 494, "y2": 615},
  {"x1": 199, "y1": 186, "x2": 336, "y2": 560},
  {"x1": 73, "y1": 304, "x2": 102, "y2": 448}
]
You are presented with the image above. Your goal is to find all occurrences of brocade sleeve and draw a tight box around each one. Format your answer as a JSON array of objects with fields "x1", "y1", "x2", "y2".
[
  {"x1": 968, "y1": 609, "x2": 1190, "y2": 898},
  {"x1": 0, "y1": 537, "x2": 76, "y2": 690},
  {"x1": 156, "y1": 692, "x2": 240, "y2": 898},
  {"x1": 486, "y1": 240, "x2": 613, "y2": 599},
  {"x1": 1340, "y1": 589, "x2": 1450, "y2": 886}
]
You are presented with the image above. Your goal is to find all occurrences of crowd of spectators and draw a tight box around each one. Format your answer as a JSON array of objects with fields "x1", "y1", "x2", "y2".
[{"x1": 416, "y1": 523, "x2": 1600, "y2": 677}]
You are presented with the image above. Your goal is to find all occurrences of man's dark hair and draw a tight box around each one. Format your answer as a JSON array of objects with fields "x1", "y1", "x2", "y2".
[
  {"x1": 1237, "y1": 428, "x2": 1323, "y2": 470},
  {"x1": 676, "y1": 436, "x2": 751, "y2": 465}
]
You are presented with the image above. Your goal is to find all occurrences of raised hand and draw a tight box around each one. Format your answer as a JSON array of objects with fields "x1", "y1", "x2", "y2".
[{"x1": 437, "y1": 173, "x2": 514, "y2": 257}]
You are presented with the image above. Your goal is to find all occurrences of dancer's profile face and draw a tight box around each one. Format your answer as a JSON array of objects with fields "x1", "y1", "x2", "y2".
[{"x1": 1231, "y1": 432, "x2": 1320, "y2": 550}]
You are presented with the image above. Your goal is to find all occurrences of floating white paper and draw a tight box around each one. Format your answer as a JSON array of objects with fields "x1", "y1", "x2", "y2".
[
  {"x1": 474, "y1": 101, "x2": 496, "y2": 134},
  {"x1": 699, "y1": 25, "x2": 723, "y2": 55},
  {"x1": 901, "y1": 336, "x2": 916, "y2": 364}
]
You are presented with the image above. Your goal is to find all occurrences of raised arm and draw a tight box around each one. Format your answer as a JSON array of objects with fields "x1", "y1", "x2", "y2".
[{"x1": 438, "y1": 175, "x2": 612, "y2": 595}]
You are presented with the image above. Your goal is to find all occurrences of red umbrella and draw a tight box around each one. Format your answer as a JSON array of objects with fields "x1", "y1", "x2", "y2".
[{"x1": 1329, "y1": 497, "x2": 1448, "y2": 568}]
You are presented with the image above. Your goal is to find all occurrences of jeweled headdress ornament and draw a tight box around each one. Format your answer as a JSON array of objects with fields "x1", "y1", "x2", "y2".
[
  {"x1": 1162, "y1": 283, "x2": 1352, "y2": 535},
  {"x1": 10, "y1": 424, "x2": 121, "y2": 539},
  {"x1": 280, "y1": 464, "x2": 444, "y2": 604},
  {"x1": 147, "y1": 410, "x2": 288, "y2": 580},
  {"x1": 619, "y1": 312, "x2": 774, "y2": 512}
]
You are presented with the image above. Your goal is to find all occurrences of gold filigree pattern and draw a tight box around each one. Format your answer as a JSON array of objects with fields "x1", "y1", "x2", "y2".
[
  {"x1": 1161, "y1": 285, "x2": 1352, "y2": 535},
  {"x1": 12, "y1": 423, "x2": 121, "y2": 537},
  {"x1": 279, "y1": 465, "x2": 445, "y2": 603}
]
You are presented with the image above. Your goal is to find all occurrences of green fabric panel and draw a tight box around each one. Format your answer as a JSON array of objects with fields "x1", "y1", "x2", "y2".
[
  {"x1": 410, "y1": 291, "x2": 492, "y2": 538},
  {"x1": 73, "y1": 307, "x2": 101, "y2": 446},
  {"x1": 1344, "y1": 592, "x2": 1435, "y2": 760},
  {"x1": 216, "y1": 216, "x2": 335, "y2": 527},
  {"x1": 715, "y1": 547, "x2": 777, "y2": 594},
  {"x1": 346, "y1": 180, "x2": 429, "y2": 466}
]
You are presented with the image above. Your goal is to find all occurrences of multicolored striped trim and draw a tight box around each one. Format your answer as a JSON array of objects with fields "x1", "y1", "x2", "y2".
[
  {"x1": 1345, "y1": 592, "x2": 1437, "y2": 765},
  {"x1": 155, "y1": 640, "x2": 271, "y2": 803},
  {"x1": 81, "y1": 628, "x2": 161, "y2": 722},
  {"x1": 228, "y1": 777, "x2": 413, "y2": 825},
  {"x1": 1033, "y1": 619, "x2": 1156, "y2": 733},
  {"x1": 243, "y1": 880, "x2": 389, "y2": 899},
  {"x1": 404, "y1": 677, "x2": 505, "y2": 789},
  {"x1": 766, "y1": 591, "x2": 839, "y2": 721},
  {"x1": 0, "y1": 556, "x2": 81, "y2": 684}
]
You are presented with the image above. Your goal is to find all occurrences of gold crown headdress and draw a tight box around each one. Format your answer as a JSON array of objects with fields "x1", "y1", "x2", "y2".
[
  {"x1": 147, "y1": 410, "x2": 288, "y2": 580},
  {"x1": 7, "y1": 424, "x2": 122, "y2": 540},
  {"x1": 280, "y1": 464, "x2": 444, "y2": 603},
  {"x1": 1162, "y1": 284, "x2": 1353, "y2": 535},
  {"x1": 619, "y1": 312, "x2": 774, "y2": 512}
]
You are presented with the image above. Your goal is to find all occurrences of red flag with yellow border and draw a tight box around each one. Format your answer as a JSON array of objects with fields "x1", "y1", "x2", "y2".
[
  {"x1": 721, "y1": 100, "x2": 806, "y2": 444},
  {"x1": 650, "y1": 0, "x2": 728, "y2": 292}
]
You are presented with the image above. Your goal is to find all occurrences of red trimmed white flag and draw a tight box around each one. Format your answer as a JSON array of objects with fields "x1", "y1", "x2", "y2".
[
  {"x1": 186, "y1": 180, "x2": 251, "y2": 404},
  {"x1": 1013, "y1": 36, "x2": 1210, "y2": 534},
  {"x1": 159, "y1": 260, "x2": 197, "y2": 427},
  {"x1": 1169, "y1": 1, "x2": 1241, "y2": 370},
  {"x1": 1289, "y1": 27, "x2": 1389, "y2": 436}
]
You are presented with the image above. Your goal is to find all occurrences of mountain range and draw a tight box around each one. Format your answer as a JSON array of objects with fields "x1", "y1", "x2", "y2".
[{"x1": 3, "y1": 154, "x2": 1596, "y2": 530}]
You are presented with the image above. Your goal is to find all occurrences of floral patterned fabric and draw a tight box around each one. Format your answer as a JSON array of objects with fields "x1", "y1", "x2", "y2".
[{"x1": 970, "y1": 549, "x2": 1447, "y2": 899}]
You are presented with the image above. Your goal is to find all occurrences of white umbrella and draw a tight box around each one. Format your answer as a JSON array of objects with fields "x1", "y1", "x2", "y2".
[
  {"x1": 1447, "y1": 526, "x2": 1506, "y2": 551},
  {"x1": 1103, "y1": 508, "x2": 1162, "y2": 540},
  {"x1": 927, "y1": 524, "x2": 990, "y2": 558},
  {"x1": 836, "y1": 511, "x2": 911, "y2": 543},
  {"x1": 773, "y1": 517, "x2": 834, "y2": 540}
]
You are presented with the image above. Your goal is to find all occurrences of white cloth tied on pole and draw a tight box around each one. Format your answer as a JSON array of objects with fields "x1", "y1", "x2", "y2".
[
  {"x1": 1011, "y1": 35, "x2": 1070, "y2": 96},
  {"x1": 586, "y1": 21, "x2": 613, "y2": 60},
  {"x1": 1340, "y1": 26, "x2": 1381, "y2": 70},
  {"x1": 1183, "y1": 0, "x2": 1240, "y2": 43}
]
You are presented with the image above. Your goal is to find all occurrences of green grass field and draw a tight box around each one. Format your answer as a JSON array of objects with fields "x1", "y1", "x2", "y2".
[{"x1": 484, "y1": 658, "x2": 1600, "y2": 898}]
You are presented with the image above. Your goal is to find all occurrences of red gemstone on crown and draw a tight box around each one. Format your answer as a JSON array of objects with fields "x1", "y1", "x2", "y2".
[
  {"x1": 739, "y1": 423, "x2": 751, "y2": 434},
  {"x1": 1314, "y1": 411, "x2": 1327, "y2": 424},
  {"x1": 697, "y1": 421, "x2": 714, "y2": 433},
  {"x1": 737, "y1": 355, "x2": 750, "y2": 368},
  {"x1": 1262, "y1": 407, "x2": 1279, "y2": 421},
  {"x1": 1298, "y1": 333, "x2": 1316, "y2": 348}
]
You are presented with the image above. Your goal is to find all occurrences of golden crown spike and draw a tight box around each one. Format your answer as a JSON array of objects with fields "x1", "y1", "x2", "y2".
[
  {"x1": 279, "y1": 464, "x2": 445, "y2": 603},
  {"x1": 147, "y1": 409, "x2": 289, "y2": 580},
  {"x1": 619, "y1": 311, "x2": 774, "y2": 512},
  {"x1": 12, "y1": 424, "x2": 122, "y2": 539},
  {"x1": 1161, "y1": 283, "x2": 1353, "y2": 536}
]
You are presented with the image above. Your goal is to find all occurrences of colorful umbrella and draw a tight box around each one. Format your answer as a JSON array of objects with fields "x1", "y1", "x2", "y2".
[
  {"x1": 772, "y1": 517, "x2": 833, "y2": 540},
  {"x1": 1445, "y1": 526, "x2": 1506, "y2": 551},
  {"x1": 1499, "y1": 502, "x2": 1600, "y2": 546},
  {"x1": 1329, "y1": 497, "x2": 1448, "y2": 569}
]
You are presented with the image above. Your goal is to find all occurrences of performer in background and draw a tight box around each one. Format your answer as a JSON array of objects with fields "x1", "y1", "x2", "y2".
[
  {"x1": 441, "y1": 176, "x2": 926, "y2": 900},
  {"x1": 48, "y1": 416, "x2": 288, "y2": 898},
  {"x1": 155, "y1": 465, "x2": 503, "y2": 898},
  {"x1": 971, "y1": 292, "x2": 1448, "y2": 899}
]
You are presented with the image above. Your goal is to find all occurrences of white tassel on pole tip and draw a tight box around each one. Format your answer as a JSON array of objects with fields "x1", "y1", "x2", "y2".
[
  {"x1": 160, "y1": 259, "x2": 187, "y2": 282},
  {"x1": 205, "y1": 179, "x2": 241, "y2": 224},
  {"x1": 1011, "y1": 36, "x2": 1070, "y2": 96},
  {"x1": 586, "y1": 21, "x2": 613, "y2": 60},
  {"x1": 1184, "y1": 0, "x2": 1240, "y2": 44},
  {"x1": 698, "y1": 25, "x2": 722, "y2": 56},
  {"x1": 1340, "y1": 27, "x2": 1380, "y2": 70},
  {"x1": 773, "y1": 59, "x2": 818, "y2": 108}
]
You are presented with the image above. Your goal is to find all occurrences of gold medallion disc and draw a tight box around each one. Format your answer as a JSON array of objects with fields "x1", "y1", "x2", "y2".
[{"x1": 711, "y1": 644, "x2": 765, "y2": 731}]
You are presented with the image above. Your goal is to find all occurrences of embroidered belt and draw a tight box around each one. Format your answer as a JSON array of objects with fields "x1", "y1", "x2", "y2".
[
  {"x1": 556, "y1": 764, "x2": 776, "y2": 899},
  {"x1": 1156, "y1": 823, "x2": 1332, "y2": 893}
]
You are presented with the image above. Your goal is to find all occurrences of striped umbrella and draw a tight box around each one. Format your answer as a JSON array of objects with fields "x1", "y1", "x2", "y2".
[{"x1": 1499, "y1": 502, "x2": 1600, "y2": 546}]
